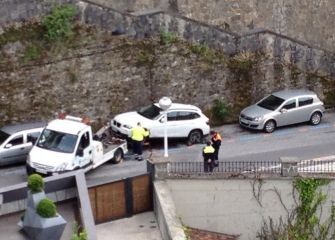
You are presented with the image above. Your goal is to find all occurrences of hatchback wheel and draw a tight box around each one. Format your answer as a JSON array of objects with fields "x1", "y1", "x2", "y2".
[
  {"x1": 264, "y1": 120, "x2": 276, "y2": 133},
  {"x1": 187, "y1": 130, "x2": 203, "y2": 145},
  {"x1": 310, "y1": 112, "x2": 322, "y2": 125}
]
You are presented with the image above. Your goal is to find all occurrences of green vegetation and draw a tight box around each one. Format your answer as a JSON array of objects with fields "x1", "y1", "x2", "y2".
[
  {"x1": 212, "y1": 99, "x2": 229, "y2": 122},
  {"x1": 42, "y1": 4, "x2": 77, "y2": 42},
  {"x1": 258, "y1": 178, "x2": 335, "y2": 240},
  {"x1": 27, "y1": 174, "x2": 44, "y2": 193},
  {"x1": 0, "y1": 23, "x2": 44, "y2": 48},
  {"x1": 189, "y1": 43, "x2": 217, "y2": 63},
  {"x1": 227, "y1": 51, "x2": 254, "y2": 74},
  {"x1": 71, "y1": 222, "x2": 88, "y2": 240},
  {"x1": 23, "y1": 44, "x2": 42, "y2": 62},
  {"x1": 36, "y1": 198, "x2": 57, "y2": 218},
  {"x1": 159, "y1": 30, "x2": 177, "y2": 46}
]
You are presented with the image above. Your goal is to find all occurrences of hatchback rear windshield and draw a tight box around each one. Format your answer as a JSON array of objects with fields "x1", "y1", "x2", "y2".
[
  {"x1": 137, "y1": 104, "x2": 162, "y2": 120},
  {"x1": 257, "y1": 95, "x2": 285, "y2": 111},
  {"x1": 0, "y1": 130, "x2": 10, "y2": 145}
]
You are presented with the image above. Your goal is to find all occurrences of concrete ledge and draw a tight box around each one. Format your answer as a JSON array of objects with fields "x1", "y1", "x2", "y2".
[{"x1": 154, "y1": 180, "x2": 185, "y2": 240}]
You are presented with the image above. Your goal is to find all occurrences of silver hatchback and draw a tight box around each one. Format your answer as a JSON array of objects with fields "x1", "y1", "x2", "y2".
[
  {"x1": 0, "y1": 122, "x2": 46, "y2": 166},
  {"x1": 239, "y1": 90, "x2": 325, "y2": 133}
]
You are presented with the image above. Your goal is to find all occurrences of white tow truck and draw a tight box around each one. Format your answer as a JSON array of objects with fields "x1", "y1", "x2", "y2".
[{"x1": 26, "y1": 116, "x2": 128, "y2": 176}]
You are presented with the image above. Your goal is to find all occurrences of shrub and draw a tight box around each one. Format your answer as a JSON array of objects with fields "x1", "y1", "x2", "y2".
[
  {"x1": 23, "y1": 45, "x2": 41, "y2": 62},
  {"x1": 71, "y1": 222, "x2": 88, "y2": 240},
  {"x1": 159, "y1": 30, "x2": 177, "y2": 46},
  {"x1": 42, "y1": 4, "x2": 77, "y2": 42},
  {"x1": 212, "y1": 99, "x2": 229, "y2": 121},
  {"x1": 27, "y1": 174, "x2": 44, "y2": 193},
  {"x1": 36, "y1": 198, "x2": 56, "y2": 218}
]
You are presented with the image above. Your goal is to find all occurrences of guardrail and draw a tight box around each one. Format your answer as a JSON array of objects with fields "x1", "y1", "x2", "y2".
[
  {"x1": 151, "y1": 157, "x2": 335, "y2": 178},
  {"x1": 168, "y1": 161, "x2": 281, "y2": 174}
]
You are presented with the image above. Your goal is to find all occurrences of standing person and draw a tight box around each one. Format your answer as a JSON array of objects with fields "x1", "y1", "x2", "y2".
[
  {"x1": 203, "y1": 141, "x2": 215, "y2": 172},
  {"x1": 211, "y1": 130, "x2": 222, "y2": 167},
  {"x1": 130, "y1": 122, "x2": 150, "y2": 161}
]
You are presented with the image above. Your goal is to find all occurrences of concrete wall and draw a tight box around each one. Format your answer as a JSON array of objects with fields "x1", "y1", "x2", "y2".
[
  {"x1": 154, "y1": 181, "x2": 185, "y2": 240},
  {"x1": 165, "y1": 178, "x2": 335, "y2": 240}
]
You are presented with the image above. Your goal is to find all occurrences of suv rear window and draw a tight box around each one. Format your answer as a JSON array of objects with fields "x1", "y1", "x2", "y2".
[
  {"x1": 299, "y1": 97, "x2": 313, "y2": 107},
  {"x1": 177, "y1": 111, "x2": 200, "y2": 120}
]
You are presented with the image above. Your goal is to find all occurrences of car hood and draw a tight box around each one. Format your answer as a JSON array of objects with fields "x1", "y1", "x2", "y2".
[
  {"x1": 29, "y1": 146, "x2": 74, "y2": 168},
  {"x1": 113, "y1": 111, "x2": 154, "y2": 128},
  {"x1": 241, "y1": 104, "x2": 273, "y2": 118}
]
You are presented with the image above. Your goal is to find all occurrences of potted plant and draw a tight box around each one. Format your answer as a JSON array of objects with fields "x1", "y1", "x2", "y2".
[{"x1": 19, "y1": 174, "x2": 67, "y2": 240}]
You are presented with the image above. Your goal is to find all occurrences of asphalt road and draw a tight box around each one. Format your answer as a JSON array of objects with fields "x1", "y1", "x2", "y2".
[
  {"x1": 150, "y1": 110, "x2": 335, "y2": 163},
  {"x1": 1, "y1": 111, "x2": 334, "y2": 187}
]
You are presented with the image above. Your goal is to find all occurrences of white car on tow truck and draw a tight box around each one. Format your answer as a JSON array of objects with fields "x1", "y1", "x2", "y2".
[{"x1": 26, "y1": 116, "x2": 127, "y2": 176}]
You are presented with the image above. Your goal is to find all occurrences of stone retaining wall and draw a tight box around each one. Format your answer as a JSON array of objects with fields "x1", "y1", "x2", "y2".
[{"x1": 0, "y1": 0, "x2": 334, "y2": 125}]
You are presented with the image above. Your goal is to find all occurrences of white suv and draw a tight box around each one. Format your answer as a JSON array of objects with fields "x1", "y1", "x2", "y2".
[{"x1": 111, "y1": 103, "x2": 210, "y2": 144}]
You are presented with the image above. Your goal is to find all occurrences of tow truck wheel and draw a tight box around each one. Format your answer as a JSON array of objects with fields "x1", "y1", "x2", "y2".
[
  {"x1": 111, "y1": 149, "x2": 123, "y2": 164},
  {"x1": 26, "y1": 165, "x2": 35, "y2": 176}
]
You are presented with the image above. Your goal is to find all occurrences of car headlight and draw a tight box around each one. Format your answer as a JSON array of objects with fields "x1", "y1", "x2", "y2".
[
  {"x1": 253, "y1": 116, "x2": 263, "y2": 122},
  {"x1": 123, "y1": 124, "x2": 132, "y2": 129},
  {"x1": 55, "y1": 162, "x2": 68, "y2": 172}
]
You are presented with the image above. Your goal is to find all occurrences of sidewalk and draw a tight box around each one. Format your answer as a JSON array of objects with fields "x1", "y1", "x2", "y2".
[{"x1": 96, "y1": 211, "x2": 162, "y2": 240}]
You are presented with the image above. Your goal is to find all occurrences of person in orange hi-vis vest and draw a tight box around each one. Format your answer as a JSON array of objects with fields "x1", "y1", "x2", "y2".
[{"x1": 211, "y1": 130, "x2": 222, "y2": 167}]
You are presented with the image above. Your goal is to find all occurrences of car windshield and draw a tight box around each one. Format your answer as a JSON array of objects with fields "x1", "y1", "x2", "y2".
[
  {"x1": 257, "y1": 95, "x2": 285, "y2": 111},
  {"x1": 137, "y1": 104, "x2": 162, "y2": 120},
  {"x1": 0, "y1": 130, "x2": 10, "y2": 145},
  {"x1": 36, "y1": 129, "x2": 78, "y2": 153}
]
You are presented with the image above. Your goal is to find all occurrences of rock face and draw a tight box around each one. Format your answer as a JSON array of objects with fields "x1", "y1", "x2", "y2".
[{"x1": 0, "y1": 0, "x2": 334, "y2": 126}]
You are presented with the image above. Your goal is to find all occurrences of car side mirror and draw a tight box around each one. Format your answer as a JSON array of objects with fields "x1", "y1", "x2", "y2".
[
  {"x1": 76, "y1": 148, "x2": 84, "y2": 157},
  {"x1": 159, "y1": 118, "x2": 165, "y2": 123},
  {"x1": 5, "y1": 143, "x2": 13, "y2": 149},
  {"x1": 280, "y1": 108, "x2": 288, "y2": 113}
]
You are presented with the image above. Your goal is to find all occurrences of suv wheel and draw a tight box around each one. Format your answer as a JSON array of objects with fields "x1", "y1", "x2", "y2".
[
  {"x1": 264, "y1": 120, "x2": 276, "y2": 133},
  {"x1": 187, "y1": 130, "x2": 203, "y2": 145},
  {"x1": 310, "y1": 112, "x2": 322, "y2": 125}
]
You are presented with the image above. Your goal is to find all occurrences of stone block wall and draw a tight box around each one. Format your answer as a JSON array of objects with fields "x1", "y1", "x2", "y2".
[{"x1": 0, "y1": 0, "x2": 334, "y2": 125}]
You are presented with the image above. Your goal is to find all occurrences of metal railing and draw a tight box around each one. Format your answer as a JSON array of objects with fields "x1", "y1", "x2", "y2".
[
  {"x1": 165, "y1": 159, "x2": 335, "y2": 175},
  {"x1": 168, "y1": 161, "x2": 281, "y2": 174},
  {"x1": 298, "y1": 160, "x2": 335, "y2": 173}
]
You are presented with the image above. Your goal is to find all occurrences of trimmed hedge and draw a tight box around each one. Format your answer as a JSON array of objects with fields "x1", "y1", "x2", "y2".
[
  {"x1": 27, "y1": 174, "x2": 44, "y2": 193},
  {"x1": 36, "y1": 198, "x2": 56, "y2": 218}
]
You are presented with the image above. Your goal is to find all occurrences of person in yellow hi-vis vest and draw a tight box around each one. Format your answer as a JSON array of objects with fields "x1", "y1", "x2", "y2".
[
  {"x1": 203, "y1": 141, "x2": 215, "y2": 172},
  {"x1": 131, "y1": 122, "x2": 150, "y2": 161}
]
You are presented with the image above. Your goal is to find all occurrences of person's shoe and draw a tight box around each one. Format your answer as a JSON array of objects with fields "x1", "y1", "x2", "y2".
[{"x1": 138, "y1": 156, "x2": 144, "y2": 161}]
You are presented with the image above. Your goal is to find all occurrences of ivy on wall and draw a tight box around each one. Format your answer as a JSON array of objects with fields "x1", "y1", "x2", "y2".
[{"x1": 258, "y1": 178, "x2": 335, "y2": 240}]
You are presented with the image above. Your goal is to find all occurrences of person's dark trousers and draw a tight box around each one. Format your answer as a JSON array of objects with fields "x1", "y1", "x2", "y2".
[
  {"x1": 204, "y1": 160, "x2": 209, "y2": 172},
  {"x1": 213, "y1": 147, "x2": 219, "y2": 160},
  {"x1": 204, "y1": 160, "x2": 214, "y2": 172},
  {"x1": 133, "y1": 140, "x2": 143, "y2": 160},
  {"x1": 133, "y1": 140, "x2": 142, "y2": 154},
  {"x1": 213, "y1": 147, "x2": 219, "y2": 167}
]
